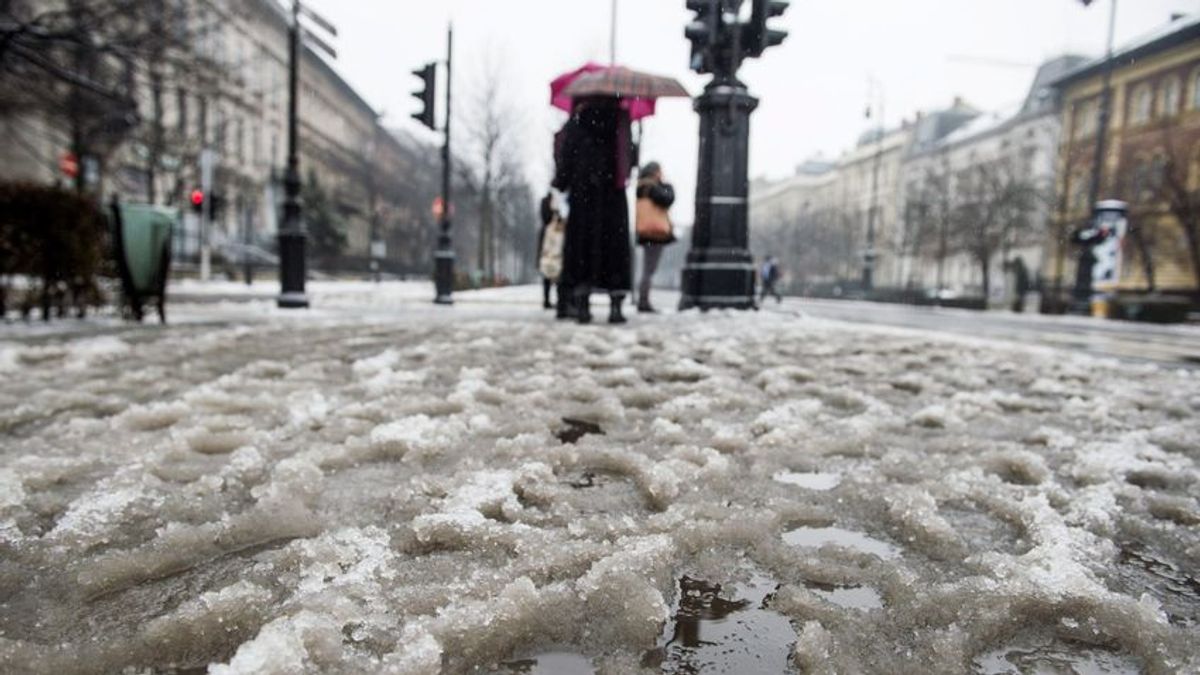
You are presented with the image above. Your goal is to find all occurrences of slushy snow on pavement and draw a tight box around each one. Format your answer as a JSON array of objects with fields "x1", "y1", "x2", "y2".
[{"x1": 0, "y1": 284, "x2": 1197, "y2": 673}]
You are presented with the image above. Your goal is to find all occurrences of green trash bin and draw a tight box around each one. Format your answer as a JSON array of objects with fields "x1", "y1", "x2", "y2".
[{"x1": 111, "y1": 201, "x2": 176, "y2": 323}]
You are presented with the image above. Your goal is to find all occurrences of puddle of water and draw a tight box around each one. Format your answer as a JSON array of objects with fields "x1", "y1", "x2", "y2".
[
  {"x1": 774, "y1": 471, "x2": 841, "y2": 491},
  {"x1": 804, "y1": 581, "x2": 883, "y2": 610},
  {"x1": 974, "y1": 636, "x2": 1143, "y2": 675},
  {"x1": 645, "y1": 574, "x2": 796, "y2": 674},
  {"x1": 1113, "y1": 545, "x2": 1200, "y2": 627},
  {"x1": 939, "y1": 505, "x2": 1029, "y2": 557},
  {"x1": 497, "y1": 650, "x2": 594, "y2": 674},
  {"x1": 556, "y1": 418, "x2": 604, "y2": 444},
  {"x1": 782, "y1": 527, "x2": 901, "y2": 560}
]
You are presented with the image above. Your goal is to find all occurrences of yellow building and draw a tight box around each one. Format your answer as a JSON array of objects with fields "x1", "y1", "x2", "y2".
[{"x1": 1051, "y1": 14, "x2": 1200, "y2": 297}]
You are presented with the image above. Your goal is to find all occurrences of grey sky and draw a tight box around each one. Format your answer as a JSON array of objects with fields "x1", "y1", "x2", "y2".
[{"x1": 304, "y1": 0, "x2": 1192, "y2": 225}]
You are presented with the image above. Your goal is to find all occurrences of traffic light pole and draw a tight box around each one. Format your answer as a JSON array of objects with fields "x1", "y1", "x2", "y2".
[
  {"x1": 277, "y1": 0, "x2": 309, "y2": 309},
  {"x1": 433, "y1": 26, "x2": 455, "y2": 305},
  {"x1": 679, "y1": 78, "x2": 759, "y2": 310},
  {"x1": 679, "y1": 0, "x2": 787, "y2": 311}
]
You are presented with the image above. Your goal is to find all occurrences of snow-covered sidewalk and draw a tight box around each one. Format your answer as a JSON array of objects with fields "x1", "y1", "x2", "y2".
[{"x1": 0, "y1": 287, "x2": 1196, "y2": 674}]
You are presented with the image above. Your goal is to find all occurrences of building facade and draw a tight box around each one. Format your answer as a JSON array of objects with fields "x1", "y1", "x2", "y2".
[
  {"x1": 748, "y1": 54, "x2": 1094, "y2": 304},
  {"x1": 899, "y1": 58, "x2": 1084, "y2": 302},
  {"x1": 1052, "y1": 15, "x2": 1200, "y2": 297},
  {"x1": 0, "y1": 0, "x2": 440, "y2": 275}
]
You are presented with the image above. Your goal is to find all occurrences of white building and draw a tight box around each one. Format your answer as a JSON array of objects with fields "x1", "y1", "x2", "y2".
[{"x1": 898, "y1": 56, "x2": 1086, "y2": 302}]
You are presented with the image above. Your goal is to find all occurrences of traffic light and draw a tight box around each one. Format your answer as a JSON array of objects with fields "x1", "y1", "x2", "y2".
[
  {"x1": 190, "y1": 189, "x2": 205, "y2": 215},
  {"x1": 684, "y1": 0, "x2": 720, "y2": 74},
  {"x1": 207, "y1": 192, "x2": 225, "y2": 220},
  {"x1": 747, "y1": 0, "x2": 789, "y2": 57},
  {"x1": 411, "y1": 62, "x2": 437, "y2": 130}
]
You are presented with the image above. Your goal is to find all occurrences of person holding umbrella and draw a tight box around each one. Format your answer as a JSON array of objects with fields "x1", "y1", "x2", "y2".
[
  {"x1": 548, "y1": 64, "x2": 689, "y2": 324},
  {"x1": 553, "y1": 96, "x2": 634, "y2": 324}
]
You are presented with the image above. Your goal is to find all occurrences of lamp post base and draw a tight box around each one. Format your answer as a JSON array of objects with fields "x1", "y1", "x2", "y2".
[
  {"x1": 277, "y1": 292, "x2": 310, "y2": 309},
  {"x1": 433, "y1": 245, "x2": 455, "y2": 305},
  {"x1": 679, "y1": 250, "x2": 757, "y2": 311},
  {"x1": 277, "y1": 229, "x2": 308, "y2": 310}
]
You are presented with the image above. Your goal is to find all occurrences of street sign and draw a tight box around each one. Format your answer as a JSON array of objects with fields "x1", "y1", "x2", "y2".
[{"x1": 370, "y1": 240, "x2": 387, "y2": 259}]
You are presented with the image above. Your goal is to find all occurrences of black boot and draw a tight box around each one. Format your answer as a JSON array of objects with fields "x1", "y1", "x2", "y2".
[
  {"x1": 609, "y1": 295, "x2": 627, "y2": 324},
  {"x1": 556, "y1": 284, "x2": 575, "y2": 320},
  {"x1": 576, "y1": 290, "x2": 592, "y2": 324}
]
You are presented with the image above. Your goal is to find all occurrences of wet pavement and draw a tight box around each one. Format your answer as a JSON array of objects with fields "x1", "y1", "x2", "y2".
[
  {"x1": 1, "y1": 283, "x2": 1197, "y2": 673},
  {"x1": 784, "y1": 297, "x2": 1200, "y2": 369}
]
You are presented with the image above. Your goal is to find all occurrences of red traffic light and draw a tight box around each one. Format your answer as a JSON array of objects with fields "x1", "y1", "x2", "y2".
[{"x1": 190, "y1": 189, "x2": 205, "y2": 206}]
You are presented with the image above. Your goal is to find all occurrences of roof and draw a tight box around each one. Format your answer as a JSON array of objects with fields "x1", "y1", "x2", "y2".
[
  {"x1": 1052, "y1": 13, "x2": 1200, "y2": 89},
  {"x1": 912, "y1": 55, "x2": 1083, "y2": 156},
  {"x1": 939, "y1": 101, "x2": 1024, "y2": 147}
]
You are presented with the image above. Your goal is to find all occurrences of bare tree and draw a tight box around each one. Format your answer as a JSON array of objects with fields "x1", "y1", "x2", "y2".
[
  {"x1": 460, "y1": 47, "x2": 533, "y2": 282},
  {"x1": 950, "y1": 155, "x2": 1044, "y2": 300},
  {"x1": 1119, "y1": 154, "x2": 1165, "y2": 292},
  {"x1": 2, "y1": 0, "x2": 220, "y2": 199},
  {"x1": 1149, "y1": 118, "x2": 1200, "y2": 292},
  {"x1": 906, "y1": 155, "x2": 957, "y2": 291}
]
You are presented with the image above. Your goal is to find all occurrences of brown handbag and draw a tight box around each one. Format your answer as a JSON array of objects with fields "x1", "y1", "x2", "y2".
[{"x1": 635, "y1": 197, "x2": 672, "y2": 242}]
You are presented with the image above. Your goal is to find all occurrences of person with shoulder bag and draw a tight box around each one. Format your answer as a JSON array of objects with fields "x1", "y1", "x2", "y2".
[
  {"x1": 537, "y1": 191, "x2": 565, "y2": 310},
  {"x1": 634, "y1": 161, "x2": 676, "y2": 313}
]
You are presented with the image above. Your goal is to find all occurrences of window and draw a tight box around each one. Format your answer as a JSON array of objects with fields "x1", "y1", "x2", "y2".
[
  {"x1": 1073, "y1": 100, "x2": 1097, "y2": 139},
  {"x1": 1191, "y1": 68, "x2": 1200, "y2": 110},
  {"x1": 235, "y1": 118, "x2": 244, "y2": 163},
  {"x1": 176, "y1": 88, "x2": 187, "y2": 134},
  {"x1": 1070, "y1": 170, "x2": 1091, "y2": 211},
  {"x1": 1130, "y1": 84, "x2": 1153, "y2": 125},
  {"x1": 1160, "y1": 77, "x2": 1181, "y2": 117},
  {"x1": 198, "y1": 98, "x2": 208, "y2": 145}
]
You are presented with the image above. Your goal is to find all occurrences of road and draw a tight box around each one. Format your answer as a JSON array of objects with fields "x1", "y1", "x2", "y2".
[
  {"x1": 6, "y1": 282, "x2": 1197, "y2": 369},
  {"x1": 782, "y1": 297, "x2": 1200, "y2": 369}
]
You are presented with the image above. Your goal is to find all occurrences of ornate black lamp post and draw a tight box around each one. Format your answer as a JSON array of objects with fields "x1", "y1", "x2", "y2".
[
  {"x1": 679, "y1": 0, "x2": 788, "y2": 311},
  {"x1": 277, "y1": 1, "x2": 337, "y2": 309}
]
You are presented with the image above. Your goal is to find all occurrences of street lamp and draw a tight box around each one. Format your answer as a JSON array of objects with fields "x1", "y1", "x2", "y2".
[
  {"x1": 1072, "y1": 0, "x2": 1119, "y2": 309},
  {"x1": 862, "y1": 78, "x2": 885, "y2": 292},
  {"x1": 679, "y1": 0, "x2": 789, "y2": 311},
  {"x1": 277, "y1": 0, "x2": 337, "y2": 309}
]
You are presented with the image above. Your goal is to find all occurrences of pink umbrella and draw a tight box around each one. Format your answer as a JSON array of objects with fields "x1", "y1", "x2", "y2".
[{"x1": 550, "y1": 62, "x2": 659, "y2": 121}]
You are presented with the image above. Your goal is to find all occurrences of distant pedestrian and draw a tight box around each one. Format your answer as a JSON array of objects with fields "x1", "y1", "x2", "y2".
[
  {"x1": 760, "y1": 256, "x2": 782, "y2": 304},
  {"x1": 552, "y1": 96, "x2": 634, "y2": 324},
  {"x1": 634, "y1": 161, "x2": 676, "y2": 313},
  {"x1": 537, "y1": 192, "x2": 564, "y2": 310},
  {"x1": 1009, "y1": 255, "x2": 1031, "y2": 313}
]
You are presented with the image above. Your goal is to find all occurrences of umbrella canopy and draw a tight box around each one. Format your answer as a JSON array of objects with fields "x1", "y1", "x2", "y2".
[
  {"x1": 550, "y1": 64, "x2": 688, "y2": 121},
  {"x1": 562, "y1": 66, "x2": 689, "y2": 101}
]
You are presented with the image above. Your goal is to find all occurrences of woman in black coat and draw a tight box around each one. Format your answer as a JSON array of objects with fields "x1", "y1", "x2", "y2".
[{"x1": 552, "y1": 97, "x2": 633, "y2": 324}]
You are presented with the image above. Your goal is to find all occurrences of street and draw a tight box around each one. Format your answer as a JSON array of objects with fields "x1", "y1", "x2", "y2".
[
  {"x1": 171, "y1": 283, "x2": 1200, "y2": 370},
  {"x1": 0, "y1": 283, "x2": 1197, "y2": 674},
  {"x1": 783, "y1": 297, "x2": 1200, "y2": 369}
]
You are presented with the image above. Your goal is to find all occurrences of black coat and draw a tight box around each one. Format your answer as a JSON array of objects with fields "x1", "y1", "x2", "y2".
[{"x1": 552, "y1": 104, "x2": 632, "y2": 293}]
